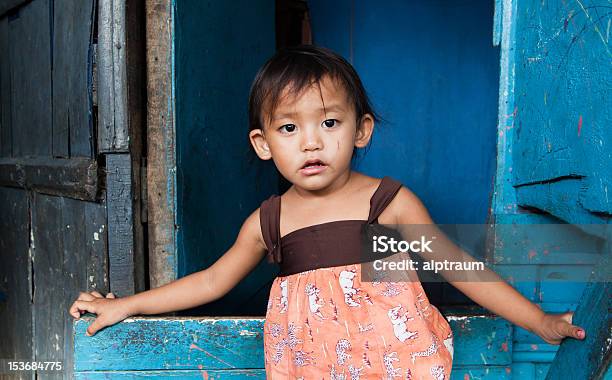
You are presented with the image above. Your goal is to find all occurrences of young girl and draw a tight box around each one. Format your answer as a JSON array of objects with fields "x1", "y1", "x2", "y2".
[{"x1": 70, "y1": 45, "x2": 585, "y2": 379}]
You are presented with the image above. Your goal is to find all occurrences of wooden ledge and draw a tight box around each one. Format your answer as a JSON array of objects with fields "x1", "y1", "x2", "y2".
[
  {"x1": 0, "y1": 157, "x2": 102, "y2": 201},
  {"x1": 73, "y1": 314, "x2": 512, "y2": 378}
]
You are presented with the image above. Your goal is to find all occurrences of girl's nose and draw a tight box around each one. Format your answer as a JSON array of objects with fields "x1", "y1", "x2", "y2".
[{"x1": 301, "y1": 127, "x2": 323, "y2": 151}]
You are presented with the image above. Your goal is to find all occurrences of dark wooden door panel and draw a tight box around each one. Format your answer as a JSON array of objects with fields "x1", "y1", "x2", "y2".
[
  {"x1": 0, "y1": 187, "x2": 33, "y2": 366},
  {"x1": 8, "y1": 0, "x2": 52, "y2": 157},
  {"x1": 52, "y1": 0, "x2": 97, "y2": 158},
  {"x1": 31, "y1": 192, "x2": 108, "y2": 378}
]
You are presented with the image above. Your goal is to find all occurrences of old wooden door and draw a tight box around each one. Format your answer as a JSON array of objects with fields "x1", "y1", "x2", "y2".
[
  {"x1": 0, "y1": 0, "x2": 144, "y2": 378},
  {"x1": 492, "y1": 0, "x2": 611, "y2": 378}
]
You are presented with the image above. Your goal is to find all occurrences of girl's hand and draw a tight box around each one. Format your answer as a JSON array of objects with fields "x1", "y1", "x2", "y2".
[
  {"x1": 533, "y1": 311, "x2": 586, "y2": 345},
  {"x1": 69, "y1": 291, "x2": 131, "y2": 336}
]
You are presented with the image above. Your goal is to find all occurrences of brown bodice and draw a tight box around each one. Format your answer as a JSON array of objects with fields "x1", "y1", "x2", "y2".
[{"x1": 259, "y1": 176, "x2": 404, "y2": 276}]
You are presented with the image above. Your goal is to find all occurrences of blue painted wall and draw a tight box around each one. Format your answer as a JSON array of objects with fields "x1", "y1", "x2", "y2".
[
  {"x1": 309, "y1": 0, "x2": 501, "y2": 225},
  {"x1": 175, "y1": 0, "x2": 278, "y2": 316}
]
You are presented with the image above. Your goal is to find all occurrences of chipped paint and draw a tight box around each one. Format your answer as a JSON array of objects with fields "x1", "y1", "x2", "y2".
[
  {"x1": 446, "y1": 315, "x2": 490, "y2": 321},
  {"x1": 239, "y1": 329, "x2": 258, "y2": 337},
  {"x1": 73, "y1": 314, "x2": 512, "y2": 374},
  {"x1": 501, "y1": 341, "x2": 509, "y2": 351}
]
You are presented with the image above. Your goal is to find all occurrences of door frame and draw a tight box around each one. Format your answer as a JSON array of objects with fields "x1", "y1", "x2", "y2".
[{"x1": 145, "y1": 0, "x2": 178, "y2": 287}]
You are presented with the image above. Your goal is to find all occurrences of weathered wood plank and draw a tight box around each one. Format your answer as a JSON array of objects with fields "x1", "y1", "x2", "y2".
[
  {"x1": 516, "y1": 180, "x2": 611, "y2": 227},
  {"x1": 73, "y1": 314, "x2": 512, "y2": 371},
  {"x1": 62, "y1": 196, "x2": 109, "y2": 380},
  {"x1": 511, "y1": 0, "x2": 612, "y2": 215},
  {"x1": 490, "y1": 0, "x2": 518, "y2": 220},
  {"x1": 106, "y1": 154, "x2": 135, "y2": 296},
  {"x1": 0, "y1": 0, "x2": 30, "y2": 18},
  {"x1": 124, "y1": 0, "x2": 146, "y2": 293},
  {"x1": 492, "y1": 0, "x2": 502, "y2": 47},
  {"x1": 74, "y1": 318, "x2": 266, "y2": 371},
  {"x1": 493, "y1": 264, "x2": 538, "y2": 302},
  {"x1": 8, "y1": 0, "x2": 52, "y2": 157},
  {"x1": 145, "y1": 0, "x2": 177, "y2": 288},
  {"x1": 72, "y1": 367, "x2": 514, "y2": 380},
  {"x1": 58, "y1": 196, "x2": 87, "y2": 380},
  {"x1": 538, "y1": 268, "x2": 589, "y2": 303},
  {"x1": 511, "y1": 362, "x2": 537, "y2": 380},
  {"x1": 52, "y1": 0, "x2": 96, "y2": 158},
  {"x1": 0, "y1": 157, "x2": 101, "y2": 201},
  {"x1": 493, "y1": 217, "x2": 606, "y2": 265},
  {"x1": 84, "y1": 200, "x2": 110, "y2": 294},
  {"x1": 0, "y1": 17, "x2": 11, "y2": 157},
  {"x1": 447, "y1": 315, "x2": 513, "y2": 366},
  {"x1": 32, "y1": 193, "x2": 66, "y2": 380},
  {"x1": 74, "y1": 369, "x2": 266, "y2": 379},
  {"x1": 452, "y1": 367, "x2": 512, "y2": 379},
  {"x1": 513, "y1": 350, "x2": 558, "y2": 363},
  {"x1": 32, "y1": 193, "x2": 109, "y2": 380},
  {"x1": 97, "y1": 0, "x2": 129, "y2": 152},
  {"x1": 0, "y1": 187, "x2": 33, "y2": 364},
  {"x1": 72, "y1": 367, "x2": 513, "y2": 380},
  {"x1": 546, "y1": 280, "x2": 611, "y2": 379}
]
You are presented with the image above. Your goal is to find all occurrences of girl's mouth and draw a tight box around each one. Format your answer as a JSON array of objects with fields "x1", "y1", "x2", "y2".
[{"x1": 299, "y1": 160, "x2": 327, "y2": 175}]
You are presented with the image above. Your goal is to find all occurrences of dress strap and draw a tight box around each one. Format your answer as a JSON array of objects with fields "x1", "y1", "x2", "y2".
[
  {"x1": 367, "y1": 176, "x2": 404, "y2": 224},
  {"x1": 259, "y1": 195, "x2": 283, "y2": 264}
]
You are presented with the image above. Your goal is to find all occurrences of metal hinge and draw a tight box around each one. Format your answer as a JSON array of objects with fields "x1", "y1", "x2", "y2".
[{"x1": 140, "y1": 157, "x2": 148, "y2": 223}]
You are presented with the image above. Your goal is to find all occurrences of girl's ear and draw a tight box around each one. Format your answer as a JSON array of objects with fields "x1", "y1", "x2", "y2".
[
  {"x1": 249, "y1": 129, "x2": 273, "y2": 160},
  {"x1": 355, "y1": 113, "x2": 374, "y2": 148}
]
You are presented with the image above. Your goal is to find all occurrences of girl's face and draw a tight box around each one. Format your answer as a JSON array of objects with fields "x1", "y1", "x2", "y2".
[{"x1": 249, "y1": 75, "x2": 374, "y2": 192}]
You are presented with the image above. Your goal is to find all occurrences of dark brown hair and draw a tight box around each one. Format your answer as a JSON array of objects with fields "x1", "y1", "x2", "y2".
[{"x1": 249, "y1": 44, "x2": 381, "y2": 131}]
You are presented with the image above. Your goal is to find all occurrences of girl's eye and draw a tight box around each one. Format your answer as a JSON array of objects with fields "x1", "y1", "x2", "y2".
[
  {"x1": 279, "y1": 124, "x2": 296, "y2": 133},
  {"x1": 322, "y1": 119, "x2": 338, "y2": 128}
]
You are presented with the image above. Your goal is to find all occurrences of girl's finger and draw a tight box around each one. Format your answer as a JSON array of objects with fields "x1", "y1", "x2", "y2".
[
  {"x1": 75, "y1": 300, "x2": 96, "y2": 315},
  {"x1": 69, "y1": 302, "x2": 81, "y2": 319},
  {"x1": 90, "y1": 291, "x2": 104, "y2": 298},
  {"x1": 106, "y1": 292, "x2": 116, "y2": 299},
  {"x1": 77, "y1": 292, "x2": 96, "y2": 302},
  {"x1": 70, "y1": 300, "x2": 91, "y2": 318},
  {"x1": 86, "y1": 318, "x2": 104, "y2": 336},
  {"x1": 556, "y1": 319, "x2": 584, "y2": 340},
  {"x1": 559, "y1": 312, "x2": 584, "y2": 339},
  {"x1": 568, "y1": 324, "x2": 585, "y2": 339}
]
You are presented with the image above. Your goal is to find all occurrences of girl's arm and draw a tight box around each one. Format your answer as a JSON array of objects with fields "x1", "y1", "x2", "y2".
[
  {"x1": 391, "y1": 187, "x2": 586, "y2": 345},
  {"x1": 128, "y1": 208, "x2": 267, "y2": 315},
  {"x1": 70, "y1": 208, "x2": 267, "y2": 335}
]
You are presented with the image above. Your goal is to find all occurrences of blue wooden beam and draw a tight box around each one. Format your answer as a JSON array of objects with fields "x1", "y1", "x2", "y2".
[
  {"x1": 73, "y1": 314, "x2": 512, "y2": 378},
  {"x1": 545, "y1": 281, "x2": 611, "y2": 379}
]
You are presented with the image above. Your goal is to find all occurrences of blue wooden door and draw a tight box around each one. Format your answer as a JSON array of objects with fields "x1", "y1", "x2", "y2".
[{"x1": 492, "y1": 0, "x2": 611, "y2": 378}]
